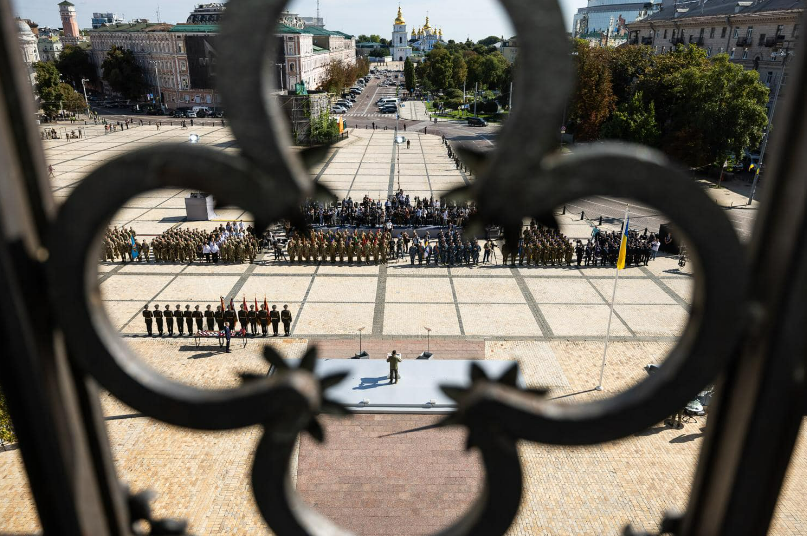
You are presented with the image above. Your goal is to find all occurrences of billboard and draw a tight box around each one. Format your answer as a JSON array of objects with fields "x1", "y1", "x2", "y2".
[{"x1": 185, "y1": 35, "x2": 218, "y2": 89}]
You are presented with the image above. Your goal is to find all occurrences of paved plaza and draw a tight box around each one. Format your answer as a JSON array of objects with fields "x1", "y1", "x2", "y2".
[{"x1": 1, "y1": 122, "x2": 803, "y2": 536}]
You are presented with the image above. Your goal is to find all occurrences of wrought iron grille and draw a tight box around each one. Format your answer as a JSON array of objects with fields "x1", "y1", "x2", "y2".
[{"x1": 0, "y1": 0, "x2": 806, "y2": 534}]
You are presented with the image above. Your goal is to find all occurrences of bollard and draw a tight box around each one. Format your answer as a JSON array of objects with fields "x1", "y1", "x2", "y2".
[
  {"x1": 599, "y1": 216, "x2": 603, "y2": 226},
  {"x1": 581, "y1": 211, "x2": 585, "y2": 220},
  {"x1": 562, "y1": 205, "x2": 566, "y2": 215}
]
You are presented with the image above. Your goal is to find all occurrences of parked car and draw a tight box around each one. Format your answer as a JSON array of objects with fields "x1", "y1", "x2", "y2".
[
  {"x1": 186, "y1": 111, "x2": 198, "y2": 118},
  {"x1": 336, "y1": 100, "x2": 353, "y2": 108},
  {"x1": 331, "y1": 106, "x2": 347, "y2": 114},
  {"x1": 380, "y1": 106, "x2": 397, "y2": 114},
  {"x1": 467, "y1": 117, "x2": 488, "y2": 127}
]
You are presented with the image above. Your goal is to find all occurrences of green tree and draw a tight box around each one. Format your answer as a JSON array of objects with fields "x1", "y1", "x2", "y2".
[
  {"x1": 607, "y1": 45, "x2": 654, "y2": 103},
  {"x1": 58, "y1": 83, "x2": 87, "y2": 114},
  {"x1": 427, "y1": 48, "x2": 455, "y2": 90},
  {"x1": 101, "y1": 46, "x2": 147, "y2": 101},
  {"x1": 478, "y1": 36, "x2": 502, "y2": 46},
  {"x1": 309, "y1": 109, "x2": 339, "y2": 144},
  {"x1": 34, "y1": 61, "x2": 63, "y2": 116},
  {"x1": 369, "y1": 48, "x2": 390, "y2": 58},
  {"x1": 665, "y1": 53, "x2": 768, "y2": 166},
  {"x1": 452, "y1": 54, "x2": 467, "y2": 89},
  {"x1": 478, "y1": 52, "x2": 508, "y2": 89},
  {"x1": 568, "y1": 40, "x2": 615, "y2": 141},
  {"x1": 404, "y1": 57, "x2": 416, "y2": 90},
  {"x1": 55, "y1": 44, "x2": 95, "y2": 89},
  {"x1": 369, "y1": 34, "x2": 382, "y2": 43},
  {"x1": 357, "y1": 34, "x2": 370, "y2": 43},
  {"x1": 600, "y1": 91, "x2": 660, "y2": 146}
]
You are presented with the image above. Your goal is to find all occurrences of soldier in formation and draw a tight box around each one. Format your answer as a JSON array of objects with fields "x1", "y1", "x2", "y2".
[
  {"x1": 141, "y1": 302, "x2": 294, "y2": 337},
  {"x1": 104, "y1": 222, "x2": 260, "y2": 265}
]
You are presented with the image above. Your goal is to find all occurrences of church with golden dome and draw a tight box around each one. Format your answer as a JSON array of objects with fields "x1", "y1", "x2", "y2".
[
  {"x1": 390, "y1": 6, "x2": 413, "y2": 62},
  {"x1": 409, "y1": 15, "x2": 445, "y2": 53}
]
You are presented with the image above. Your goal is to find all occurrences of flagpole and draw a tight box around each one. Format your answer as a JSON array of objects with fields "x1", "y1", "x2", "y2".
[{"x1": 596, "y1": 204, "x2": 629, "y2": 391}]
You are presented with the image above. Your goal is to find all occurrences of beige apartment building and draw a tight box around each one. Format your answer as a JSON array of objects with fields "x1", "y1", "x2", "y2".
[{"x1": 628, "y1": 0, "x2": 803, "y2": 112}]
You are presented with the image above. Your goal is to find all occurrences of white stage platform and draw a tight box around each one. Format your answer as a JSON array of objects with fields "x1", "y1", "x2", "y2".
[{"x1": 276, "y1": 358, "x2": 525, "y2": 414}]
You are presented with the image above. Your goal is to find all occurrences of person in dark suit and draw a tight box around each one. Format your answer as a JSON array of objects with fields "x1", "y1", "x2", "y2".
[
  {"x1": 223, "y1": 305, "x2": 236, "y2": 329},
  {"x1": 269, "y1": 305, "x2": 280, "y2": 336},
  {"x1": 281, "y1": 304, "x2": 293, "y2": 336},
  {"x1": 258, "y1": 304, "x2": 269, "y2": 336},
  {"x1": 175, "y1": 304, "x2": 184, "y2": 335},
  {"x1": 238, "y1": 305, "x2": 248, "y2": 332},
  {"x1": 152, "y1": 304, "x2": 163, "y2": 336},
  {"x1": 205, "y1": 304, "x2": 215, "y2": 331},
  {"x1": 223, "y1": 323, "x2": 231, "y2": 353}
]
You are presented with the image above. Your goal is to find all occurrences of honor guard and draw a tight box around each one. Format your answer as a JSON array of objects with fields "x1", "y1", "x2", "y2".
[
  {"x1": 164, "y1": 304, "x2": 174, "y2": 335},
  {"x1": 247, "y1": 305, "x2": 258, "y2": 336},
  {"x1": 214, "y1": 305, "x2": 224, "y2": 331},
  {"x1": 281, "y1": 305, "x2": 292, "y2": 336},
  {"x1": 223, "y1": 305, "x2": 236, "y2": 329},
  {"x1": 193, "y1": 305, "x2": 204, "y2": 333},
  {"x1": 183, "y1": 305, "x2": 193, "y2": 335},
  {"x1": 205, "y1": 305, "x2": 215, "y2": 331},
  {"x1": 238, "y1": 305, "x2": 248, "y2": 332},
  {"x1": 143, "y1": 305, "x2": 153, "y2": 336},
  {"x1": 175, "y1": 304, "x2": 184, "y2": 335},
  {"x1": 258, "y1": 304, "x2": 269, "y2": 336},
  {"x1": 269, "y1": 305, "x2": 281, "y2": 336}
]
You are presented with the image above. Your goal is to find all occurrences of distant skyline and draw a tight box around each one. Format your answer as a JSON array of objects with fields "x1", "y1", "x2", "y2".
[{"x1": 12, "y1": 0, "x2": 585, "y2": 37}]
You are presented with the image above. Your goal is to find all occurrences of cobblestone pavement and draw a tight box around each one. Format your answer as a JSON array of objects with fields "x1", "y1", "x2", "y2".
[
  {"x1": 2, "y1": 338, "x2": 806, "y2": 535},
  {"x1": 3, "y1": 125, "x2": 798, "y2": 535}
]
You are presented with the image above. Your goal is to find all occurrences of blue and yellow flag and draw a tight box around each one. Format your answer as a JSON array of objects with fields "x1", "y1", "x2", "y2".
[
  {"x1": 616, "y1": 216, "x2": 630, "y2": 270},
  {"x1": 130, "y1": 236, "x2": 139, "y2": 259}
]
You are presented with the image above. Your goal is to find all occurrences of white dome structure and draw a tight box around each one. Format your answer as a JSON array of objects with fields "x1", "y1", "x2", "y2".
[{"x1": 16, "y1": 20, "x2": 39, "y2": 88}]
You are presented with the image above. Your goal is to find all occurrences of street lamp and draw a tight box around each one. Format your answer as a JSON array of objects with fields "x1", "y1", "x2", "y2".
[
  {"x1": 80, "y1": 78, "x2": 90, "y2": 118},
  {"x1": 748, "y1": 47, "x2": 793, "y2": 205},
  {"x1": 149, "y1": 60, "x2": 163, "y2": 113}
]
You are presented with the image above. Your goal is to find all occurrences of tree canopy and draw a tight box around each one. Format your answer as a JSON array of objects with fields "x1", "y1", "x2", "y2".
[
  {"x1": 101, "y1": 46, "x2": 147, "y2": 101},
  {"x1": 565, "y1": 42, "x2": 768, "y2": 167},
  {"x1": 478, "y1": 36, "x2": 502, "y2": 47},
  {"x1": 55, "y1": 44, "x2": 95, "y2": 89},
  {"x1": 416, "y1": 42, "x2": 511, "y2": 92}
]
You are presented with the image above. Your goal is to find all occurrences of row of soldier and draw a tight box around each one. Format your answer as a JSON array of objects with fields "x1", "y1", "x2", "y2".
[
  {"x1": 103, "y1": 225, "x2": 261, "y2": 264},
  {"x1": 142, "y1": 303, "x2": 293, "y2": 337}
]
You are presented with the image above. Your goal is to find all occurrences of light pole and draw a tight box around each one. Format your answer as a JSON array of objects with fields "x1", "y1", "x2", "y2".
[
  {"x1": 276, "y1": 63, "x2": 285, "y2": 92},
  {"x1": 149, "y1": 60, "x2": 163, "y2": 113},
  {"x1": 80, "y1": 78, "x2": 90, "y2": 118},
  {"x1": 748, "y1": 47, "x2": 793, "y2": 205}
]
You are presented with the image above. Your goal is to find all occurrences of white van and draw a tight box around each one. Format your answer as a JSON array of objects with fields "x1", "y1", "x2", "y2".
[{"x1": 377, "y1": 98, "x2": 399, "y2": 106}]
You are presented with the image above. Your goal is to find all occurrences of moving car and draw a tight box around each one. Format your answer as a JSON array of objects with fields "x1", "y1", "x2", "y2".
[{"x1": 467, "y1": 117, "x2": 488, "y2": 127}]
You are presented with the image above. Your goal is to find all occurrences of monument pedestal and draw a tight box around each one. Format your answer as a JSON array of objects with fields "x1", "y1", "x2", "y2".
[{"x1": 185, "y1": 193, "x2": 218, "y2": 221}]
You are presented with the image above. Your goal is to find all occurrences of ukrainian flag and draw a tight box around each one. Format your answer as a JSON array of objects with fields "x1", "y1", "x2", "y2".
[{"x1": 616, "y1": 216, "x2": 630, "y2": 270}]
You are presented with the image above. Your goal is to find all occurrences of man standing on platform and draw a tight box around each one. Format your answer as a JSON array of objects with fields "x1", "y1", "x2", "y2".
[
  {"x1": 387, "y1": 350, "x2": 402, "y2": 384},
  {"x1": 143, "y1": 305, "x2": 153, "y2": 337},
  {"x1": 205, "y1": 304, "x2": 215, "y2": 331},
  {"x1": 269, "y1": 305, "x2": 281, "y2": 336},
  {"x1": 281, "y1": 305, "x2": 292, "y2": 337},
  {"x1": 164, "y1": 304, "x2": 174, "y2": 336},
  {"x1": 214, "y1": 305, "x2": 224, "y2": 331}
]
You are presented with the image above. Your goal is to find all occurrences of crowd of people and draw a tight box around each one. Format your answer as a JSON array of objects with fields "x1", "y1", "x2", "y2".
[
  {"x1": 500, "y1": 223, "x2": 662, "y2": 267},
  {"x1": 102, "y1": 221, "x2": 262, "y2": 264},
  {"x1": 301, "y1": 190, "x2": 478, "y2": 228},
  {"x1": 141, "y1": 302, "x2": 293, "y2": 342},
  {"x1": 286, "y1": 227, "x2": 491, "y2": 266}
]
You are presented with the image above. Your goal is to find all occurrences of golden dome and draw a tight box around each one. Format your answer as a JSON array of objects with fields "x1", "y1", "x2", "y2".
[
  {"x1": 394, "y1": 7, "x2": 405, "y2": 25},
  {"x1": 438, "y1": 28, "x2": 443, "y2": 36},
  {"x1": 423, "y1": 16, "x2": 431, "y2": 29},
  {"x1": 411, "y1": 28, "x2": 416, "y2": 36}
]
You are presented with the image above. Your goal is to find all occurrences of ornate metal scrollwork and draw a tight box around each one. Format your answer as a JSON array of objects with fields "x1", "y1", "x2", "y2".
[{"x1": 41, "y1": 0, "x2": 751, "y2": 533}]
